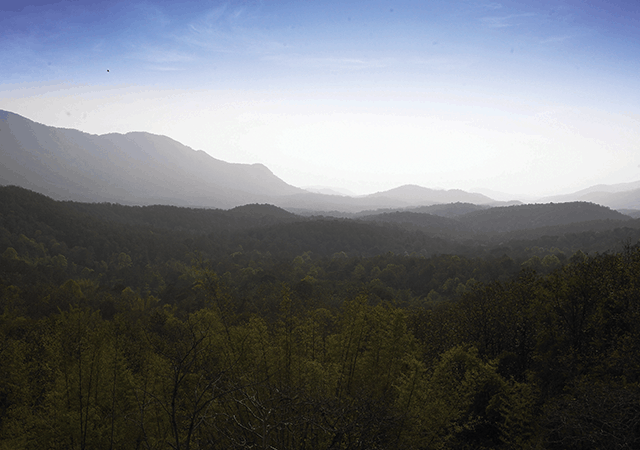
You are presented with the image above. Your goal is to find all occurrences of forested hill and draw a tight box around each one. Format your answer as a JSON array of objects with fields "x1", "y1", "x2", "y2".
[
  {"x1": 360, "y1": 211, "x2": 469, "y2": 238},
  {"x1": 4, "y1": 188, "x2": 640, "y2": 448},
  {"x1": 2, "y1": 186, "x2": 640, "y2": 261},
  {"x1": 361, "y1": 201, "x2": 632, "y2": 237},
  {"x1": 65, "y1": 201, "x2": 302, "y2": 233},
  {"x1": 459, "y1": 201, "x2": 631, "y2": 233},
  {"x1": 409, "y1": 202, "x2": 490, "y2": 217}
]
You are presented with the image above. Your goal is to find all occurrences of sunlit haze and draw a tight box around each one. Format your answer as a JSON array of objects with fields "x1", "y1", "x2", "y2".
[{"x1": 2, "y1": 0, "x2": 639, "y2": 198}]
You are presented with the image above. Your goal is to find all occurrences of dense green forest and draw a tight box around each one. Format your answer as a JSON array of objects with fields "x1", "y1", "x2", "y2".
[{"x1": 2, "y1": 185, "x2": 640, "y2": 449}]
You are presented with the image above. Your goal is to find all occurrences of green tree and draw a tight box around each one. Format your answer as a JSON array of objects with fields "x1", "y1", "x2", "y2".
[{"x1": 408, "y1": 346, "x2": 506, "y2": 449}]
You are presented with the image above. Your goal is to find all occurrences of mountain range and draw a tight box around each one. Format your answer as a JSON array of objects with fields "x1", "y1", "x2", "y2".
[
  {"x1": 1, "y1": 109, "x2": 639, "y2": 213},
  {"x1": 539, "y1": 183, "x2": 640, "y2": 211},
  {"x1": 0, "y1": 110, "x2": 304, "y2": 209}
]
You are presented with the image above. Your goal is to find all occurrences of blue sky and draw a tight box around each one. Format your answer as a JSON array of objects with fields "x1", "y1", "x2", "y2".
[{"x1": 1, "y1": 0, "x2": 639, "y2": 198}]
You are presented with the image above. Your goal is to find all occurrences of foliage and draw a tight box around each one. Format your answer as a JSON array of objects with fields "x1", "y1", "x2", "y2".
[{"x1": 3, "y1": 186, "x2": 640, "y2": 448}]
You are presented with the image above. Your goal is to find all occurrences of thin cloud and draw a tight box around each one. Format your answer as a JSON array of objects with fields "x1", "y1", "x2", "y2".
[
  {"x1": 264, "y1": 54, "x2": 476, "y2": 73},
  {"x1": 130, "y1": 45, "x2": 194, "y2": 69},
  {"x1": 174, "y1": 2, "x2": 299, "y2": 63},
  {"x1": 92, "y1": 40, "x2": 106, "y2": 53},
  {"x1": 410, "y1": 56, "x2": 477, "y2": 72},
  {"x1": 480, "y1": 13, "x2": 536, "y2": 28},
  {"x1": 263, "y1": 55, "x2": 390, "y2": 71},
  {"x1": 229, "y1": 7, "x2": 246, "y2": 20},
  {"x1": 176, "y1": 4, "x2": 257, "y2": 54},
  {"x1": 202, "y1": 4, "x2": 229, "y2": 24},
  {"x1": 146, "y1": 65, "x2": 185, "y2": 72},
  {"x1": 179, "y1": 27, "x2": 238, "y2": 53},
  {"x1": 131, "y1": 2, "x2": 171, "y2": 28},
  {"x1": 539, "y1": 35, "x2": 575, "y2": 44}
]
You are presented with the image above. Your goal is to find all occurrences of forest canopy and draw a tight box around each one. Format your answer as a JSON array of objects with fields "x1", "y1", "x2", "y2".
[{"x1": 2, "y1": 185, "x2": 640, "y2": 449}]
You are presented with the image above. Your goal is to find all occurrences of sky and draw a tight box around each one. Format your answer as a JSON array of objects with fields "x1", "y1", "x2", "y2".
[{"x1": 1, "y1": 0, "x2": 639, "y2": 198}]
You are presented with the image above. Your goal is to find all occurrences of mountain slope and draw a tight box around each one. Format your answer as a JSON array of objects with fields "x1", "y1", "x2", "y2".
[
  {"x1": 365, "y1": 184, "x2": 495, "y2": 206},
  {"x1": 0, "y1": 110, "x2": 304, "y2": 208},
  {"x1": 356, "y1": 201, "x2": 633, "y2": 239},
  {"x1": 458, "y1": 202, "x2": 631, "y2": 233},
  {"x1": 409, "y1": 202, "x2": 490, "y2": 218},
  {"x1": 538, "y1": 181, "x2": 640, "y2": 210},
  {"x1": 0, "y1": 110, "x2": 504, "y2": 212}
]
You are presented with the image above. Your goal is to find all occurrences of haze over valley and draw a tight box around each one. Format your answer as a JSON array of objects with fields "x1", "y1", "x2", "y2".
[{"x1": 2, "y1": 109, "x2": 640, "y2": 215}]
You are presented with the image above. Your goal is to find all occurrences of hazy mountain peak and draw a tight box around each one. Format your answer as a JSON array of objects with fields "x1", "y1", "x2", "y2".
[
  {"x1": 0, "y1": 109, "x2": 304, "y2": 208},
  {"x1": 537, "y1": 181, "x2": 640, "y2": 210},
  {"x1": 367, "y1": 184, "x2": 495, "y2": 206}
]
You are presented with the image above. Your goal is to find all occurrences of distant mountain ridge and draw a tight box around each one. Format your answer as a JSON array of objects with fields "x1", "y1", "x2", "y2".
[
  {"x1": 1, "y1": 110, "x2": 504, "y2": 211},
  {"x1": 538, "y1": 181, "x2": 640, "y2": 210},
  {"x1": 4, "y1": 109, "x2": 640, "y2": 213},
  {"x1": 366, "y1": 184, "x2": 495, "y2": 205},
  {"x1": 0, "y1": 110, "x2": 304, "y2": 208},
  {"x1": 360, "y1": 201, "x2": 632, "y2": 237},
  {"x1": 3, "y1": 185, "x2": 639, "y2": 262},
  {"x1": 408, "y1": 202, "x2": 490, "y2": 218},
  {"x1": 459, "y1": 201, "x2": 631, "y2": 233}
]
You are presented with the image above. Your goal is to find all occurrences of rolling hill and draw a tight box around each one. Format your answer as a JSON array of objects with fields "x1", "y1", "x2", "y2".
[{"x1": 360, "y1": 201, "x2": 633, "y2": 237}]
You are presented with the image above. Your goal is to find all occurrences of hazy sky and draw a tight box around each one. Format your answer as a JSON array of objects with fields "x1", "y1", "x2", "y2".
[{"x1": 1, "y1": 0, "x2": 639, "y2": 197}]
